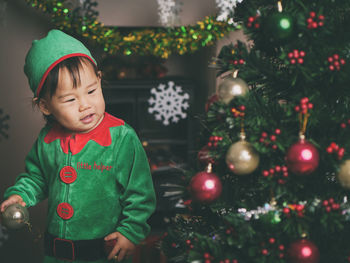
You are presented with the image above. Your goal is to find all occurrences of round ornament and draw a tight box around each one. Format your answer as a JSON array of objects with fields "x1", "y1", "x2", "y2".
[
  {"x1": 287, "y1": 239, "x2": 320, "y2": 263},
  {"x1": 189, "y1": 166, "x2": 222, "y2": 203},
  {"x1": 226, "y1": 140, "x2": 260, "y2": 175},
  {"x1": 285, "y1": 139, "x2": 319, "y2": 175},
  {"x1": 337, "y1": 159, "x2": 350, "y2": 189},
  {"x1": 1, "y1": 204, "x2": 29, "y2": 229},
  {"x1": 266, "y1": 12, "x2": 294, "y2": 41},
  {"x1": 217, "y1": 76, "x2": 249, "y2": 104}
]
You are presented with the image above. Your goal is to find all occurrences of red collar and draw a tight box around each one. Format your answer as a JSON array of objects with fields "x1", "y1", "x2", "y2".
[{"x1": 44, "y1": 112, "x2": 125, "y2": 155}]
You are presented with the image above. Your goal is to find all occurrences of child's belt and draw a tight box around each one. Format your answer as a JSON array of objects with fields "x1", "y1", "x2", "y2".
[{"x1": 44, "y1": 231, "x2": 106, "y2": 261}]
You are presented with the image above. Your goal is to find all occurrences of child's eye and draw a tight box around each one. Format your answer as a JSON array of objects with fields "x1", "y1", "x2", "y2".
[
  {"x1": 64, "y1": 98, "x2": 75, "y2": 103},
  {"x1": 88, "y1": 89, "x2": 96, "y2": 94}
]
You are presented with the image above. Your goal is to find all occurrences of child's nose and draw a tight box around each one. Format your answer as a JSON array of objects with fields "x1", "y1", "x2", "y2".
[{"x1": 79, "y1": 98, "x2": 91, "y2": 111}]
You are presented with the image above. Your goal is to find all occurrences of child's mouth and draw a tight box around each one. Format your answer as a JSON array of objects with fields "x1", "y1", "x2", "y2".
[{"x1": 81, "y1": 114, "x2": 94, "y2": 124}]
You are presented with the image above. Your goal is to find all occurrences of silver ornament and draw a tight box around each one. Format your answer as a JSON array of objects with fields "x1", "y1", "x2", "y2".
[
  {"x1": 1, "y1": 204, "x2": 29, "y2": 229},
  {"x1": 217, "y1": 76, "x2": 249, "y2": 104}
]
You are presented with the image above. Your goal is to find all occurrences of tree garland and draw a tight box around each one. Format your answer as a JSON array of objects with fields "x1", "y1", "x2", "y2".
[{"x1": 26, "y1": 0, "x2": 239, "y2": 58}]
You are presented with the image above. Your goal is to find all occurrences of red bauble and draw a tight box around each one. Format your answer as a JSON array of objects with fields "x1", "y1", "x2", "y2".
[
  {"x1": 287, "y1": 239, "x2": 320, "y2": 263},
  {"x1": 285, "y1": 139, "x2": 319, "y2": 175},
  {"x1": 205, "y1": 94, "x2": 219, "y2": 112},
  {"x1": 189, "y1": 170, "x2": 222, "y2": 203}
]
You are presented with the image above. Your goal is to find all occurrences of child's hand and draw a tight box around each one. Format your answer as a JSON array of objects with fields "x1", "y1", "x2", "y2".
[
  {"x1": 0, "y1": 195, "x2": 26, "y2": 213},
  {"x1": 104, "y1": 232, "x2": 136, "y2": 262}
]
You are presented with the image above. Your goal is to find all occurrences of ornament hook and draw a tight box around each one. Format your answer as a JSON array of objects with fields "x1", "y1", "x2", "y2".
[{"x1": 277, "y1": 1, "x2": 283, "y2": 12}]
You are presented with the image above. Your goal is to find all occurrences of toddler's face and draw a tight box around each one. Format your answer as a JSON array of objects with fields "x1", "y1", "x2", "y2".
[{"x1": 40, "y1": 61, "x2": 105, "y2": 133}]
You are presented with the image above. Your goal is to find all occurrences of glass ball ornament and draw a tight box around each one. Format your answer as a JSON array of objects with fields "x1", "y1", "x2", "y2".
[
  {"x1": 287, "y1": 239, "x2": 320, "y2": 263},
  {"x1": 285, "y1": 139, "x2": 319, "y2": 175},
  {"x1": 337, "y1": 159, "x2": 350, "y2": 189},
  {"x1": 1, "y1": 204, "x2": 29, "y2": 229},
  {"x1": 217, "y1": 76, "x2": 249, "y2": 104},
  {"x1": 266, "y1": 12, "x2": 294, "y2": 41},
  {"x1": 189, "y1": 164, "x2": 222, "y2": 203},
  {"x1": 226, "y1": 140, "x2": 260, "y2": 175}
]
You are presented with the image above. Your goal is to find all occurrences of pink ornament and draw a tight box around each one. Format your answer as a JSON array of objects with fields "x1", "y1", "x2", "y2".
[
  {"x1": 189, "y1": 170, "x2": 222, "y2": 203},
  {"x1": 286, "y1": 139, "x2": 319, "y2": 175},
  {"x1": 287, "y1": 239, "x2": 320, "y2": 263}
]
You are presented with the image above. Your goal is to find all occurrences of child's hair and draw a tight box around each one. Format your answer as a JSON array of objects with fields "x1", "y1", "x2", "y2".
[{"x1": 34, "y1": 56, "x2": 100, "y2": 124}]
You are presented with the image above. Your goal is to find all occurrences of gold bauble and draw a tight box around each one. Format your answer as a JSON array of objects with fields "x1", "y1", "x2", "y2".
[
  {"x1": 217, "y1": 76, "x2": 249, "y2": 104},
  {"x1": 226, "y1": 140, "x2": 260, "y2": 175},
  {"x1": 337, "y1": 159, "x2": 350, "y2": 189}
]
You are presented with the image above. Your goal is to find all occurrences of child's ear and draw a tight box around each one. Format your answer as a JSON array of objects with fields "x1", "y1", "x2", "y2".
[{"x1": 35, "y1": 98, "x2": 51, "y2": 116}]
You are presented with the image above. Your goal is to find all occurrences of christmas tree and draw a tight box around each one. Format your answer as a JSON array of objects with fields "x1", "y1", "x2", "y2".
[{"x1": 161, "y1": 1, "x2": 350, "y2": 262}]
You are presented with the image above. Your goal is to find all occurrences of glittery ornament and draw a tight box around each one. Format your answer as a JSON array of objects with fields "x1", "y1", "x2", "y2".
[
  {"x1": 189, "y1": 164, "x2": 222, "y2": 203},
  {"x1": 287, "y1": 239, "x2": 320, "y2": 263},
  {"x1": 285, "y1": 139, "x2": 319, "y2": 175},
  {"x1": 337, "y1": 159, "x2": 350, "y2": 189},
  {"x1": 226, "y1": 140, "x2": 259, "y2": 175},
  {"x1": 1, "y1": 204, "x2": 29, "y2": 229},
  {"x1": 217, "y1": 75, "x2": 249, "y2": 104}
]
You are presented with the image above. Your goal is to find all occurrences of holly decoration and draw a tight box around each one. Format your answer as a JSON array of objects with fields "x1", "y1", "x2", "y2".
[
  {"x1": 306, "y1": 11, "x2": 325, "y2": 29},
  {"x1": 288, "y1": 50, "x2": 306, "y2": 65},
  {"x1": 327, "y1": 54, "x2": 346, "y2": 71}
]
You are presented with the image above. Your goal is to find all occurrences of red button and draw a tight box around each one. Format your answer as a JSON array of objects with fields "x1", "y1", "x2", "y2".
[
  {"x1": 57, "y1": 203, "x2": 74, "y2": 220},
  {"x1": 60, "y1": 166, "x2": 77, "y2": 184}
]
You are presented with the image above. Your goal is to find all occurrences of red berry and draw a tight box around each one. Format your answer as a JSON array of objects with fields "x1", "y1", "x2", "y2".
[
  {"x1": 263, "y1": 170, "x2": 269, "y2": 177},
  {"x1": 247, "y1": 22, "x2": 252, "y2": 27},
  {"x1": 341, "y1": 123, "x2": 347, "y2": 128},
  {"x1": 283, "y1": 207, "x2": 290, "y2": 214},
  {"x1": 272, "y1": 144, "x2": 278, "y2": 150},
  {"x1": 248, "y1": 17, "x2": 255, "y2": 22},
  {"x1": 334, "y1": 61, "x2": 340, "y2": 67},
  {"x1": 239, "y1": 105, "x2": 246, "y2": 111},
  {"x1": 205, "y1": 260, "x2": 211, "y2": 263},
  {"x1": 288, "y1": 52, "x2": 294, "y2": 58},
  {"x1": 172, "y1": 243, "x2": 177, "y2": 247},
  {"x1": 293, "y1": 50, "x2": 300, "y2": 58},
  {"x1": 329, "y1": 65, "x2": 335, "y2": 71},
  {"x1": 234, "y1": 60, "x2": 238, "y2": 65},
  {"x1": 279, "y1": 253, "x2": 284, "y2": 259},
  {"x1": 214, "y1": 142, "x2": 218, "y2": 147},
  {"x1": 323, "y1": 200, "x2": 329, "y2": 206},
  {"x1": 204, "y1": 252, "x2": 211, "y2": 259},
  {"x1": 262, "y1": 249, "x2": 269, "y2": 255},
  {"x1": 225, "y1": 260, "x2": 230, "y2": 263},
  {"x1": 325, "y1": 206, "x2": 332, "y2": 213},
  {"x1": 310, "y1": 11, "x2": 316, "y2": 17},
  {"x1": 283, "y1": 172, "x2": 289, "y2": 177},
  {"x1": 328, "y1": 57, "x2": 334, "y2": 63},
  {"x1": 326, "y1": 146, "x2": 333, "y2": 153},
  {"x1": 308, "y1": 103, "x2": 313, "y2": 109},
  {"x1": 275, "y1": 165, "x2": 281, "y2": 172},
  {"x1": 208, "y1": 142, "x2": 212, "y2": 147},
  {"x1": 269, "y1": 238, "x2": 276, "y2": 244},
  {"x1": 233, "y1": 260, "x2": 238, "y2": 263},
  {"x1": 269, "y1": 168, "x2": 275, "y2": 174},
  {"x1": 255, "y1": 23, "x2": 260, "y2": 28},
  {"x1": 239, "y1": 59, "x2": 245, "y2": 64},
  {"x1": 330, "y1": 142, "x2": 337, "y2": 149},
  {"x1": 307, "y1": 18, "x2": 313, "y2": 24},
  {"x1": 301, "y1": 97, "x2": 309, "y2": 104},
  {"x1": 318, "y1": 15, "x2": 325, "y2": 20},
  {"x1": 290, "y1": 59, "x2": 296, "y2": 64},
  {"x1": 282, "y1": 166, "x2": 288, "y2": 172},
  {"x1": 275, "y1": 128, "x2": 281, "y2": 134},
  {"x1": 332, "y1": 203, "x2": 340, "y2": 210},
  {"x1": 259, "y1": 138, "x2": 265, "y2": 143},
  {"x1": 261, "y1": 132, "x2": 268, "y2": 138},
  {"x1": 270, "y1": 135, "x2": 277, "y2": 141},
  {"x1": 300, "y1": 51, "x2": 306, "y2": 57},
  {"x1": 318, "y1": 21, "x2": 324, "y2": 27},
  {"x1": 294, "y1": 105, "x2": 300, "y2": 112},
  {"x1": 279, "y1": 244, "x2": 285, "y2": 250},
  {"x1": 329, "y1": 198, "x2": 334, "y2": 204},
  {"x1": 312, "y1": 22, "x2": 318, "y2": 28},
  {"x1": 333, "y1": 54, "x2": 339, "y2": 60},
  {"x1": 340, "y1": 59, "x2": 346, "y2": 65},
  {"x1": 298, "y1": 58, "x2": 304, "y2": 64},
  {"x1": 186, "y1": 239, "x2": 191, "y2": 244}
]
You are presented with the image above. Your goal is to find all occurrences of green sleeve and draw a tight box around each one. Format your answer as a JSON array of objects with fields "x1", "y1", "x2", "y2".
[
  {"x1": 4, "y1": 139, "x2": 48, "y2": 207},
  {"x1": 115, "y1": 127, "x2": 156, "y2": 244}
]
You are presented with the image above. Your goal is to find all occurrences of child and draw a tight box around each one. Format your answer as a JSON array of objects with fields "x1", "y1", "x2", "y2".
[{"x1": 0, "y1": 29, "x2": 156, "y2": 263}]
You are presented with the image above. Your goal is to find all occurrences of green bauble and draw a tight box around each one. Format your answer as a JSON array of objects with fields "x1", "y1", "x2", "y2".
[
  {"x1": 1, "y1": 204, "x2": 29, "y2": 229},
  {"x1": 266, "y1": 12, "x2": 294, "y2": 41}
]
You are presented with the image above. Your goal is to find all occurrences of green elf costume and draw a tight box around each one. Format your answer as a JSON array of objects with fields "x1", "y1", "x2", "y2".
[{"x1": 3, "y1": 30, "x2": 156, "y2": 263}]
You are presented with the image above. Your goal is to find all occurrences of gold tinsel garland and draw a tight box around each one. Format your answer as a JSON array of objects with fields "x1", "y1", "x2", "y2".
[{"x1": 26, "y1": 0, "x2": 239, "y2": 58}]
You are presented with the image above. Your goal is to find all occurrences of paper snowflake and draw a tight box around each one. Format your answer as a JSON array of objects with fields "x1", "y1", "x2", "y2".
[
  {"x1": 148, "y1": 81, "x2": 190, "y2": 126},
  {"x1": 157, "y1": 0, "x2": 182, "y2": 26},
  {"x1": 0, "y1": 108, "x2": 9, "y2": 141},
  {"x1": 216, "y1": 0, "x2": 244, "y2": 24}
]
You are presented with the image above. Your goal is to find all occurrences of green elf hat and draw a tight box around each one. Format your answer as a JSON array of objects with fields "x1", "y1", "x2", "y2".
[{"x1": 24, "y1": 29, "x2": 97, "y2": 97}]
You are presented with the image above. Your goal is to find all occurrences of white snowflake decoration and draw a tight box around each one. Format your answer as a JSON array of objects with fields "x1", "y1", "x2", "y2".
[
  {"x1": 148, "y1": 81, "x2": 189, "y2": 126},
  {"x1": 216, "y1": 0, "x2": 244, "y2": 25},
  {"x1": 157, "y1": 0, "x2": 182, "y2": 26},
  {"x1": 0, "y1": 225, "x2": 9, "y2": 247}
]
